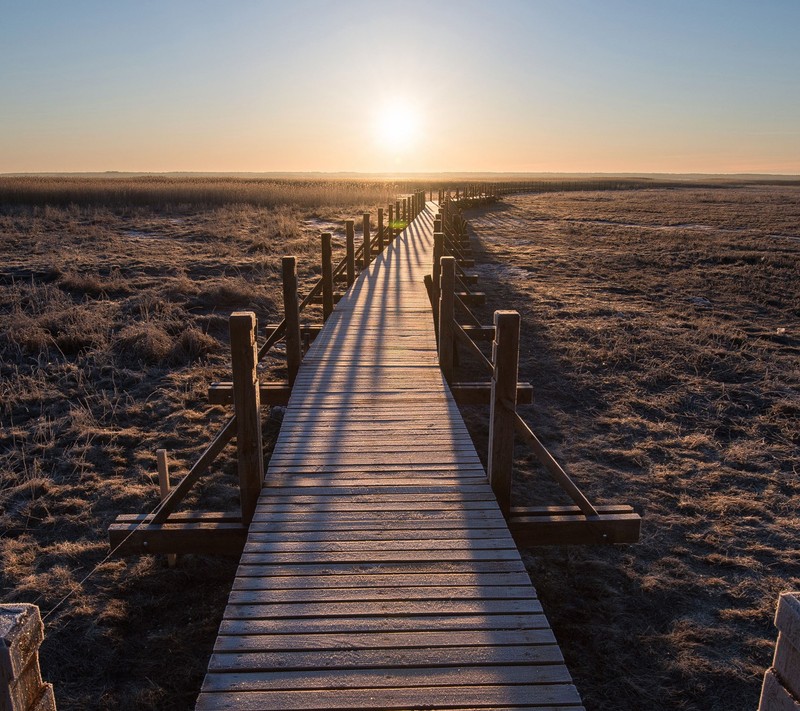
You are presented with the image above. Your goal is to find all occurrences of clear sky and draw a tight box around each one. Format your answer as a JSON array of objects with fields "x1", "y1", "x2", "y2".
[{"x1": 1, "y1": 0, "x2": 799, "y2": 174}]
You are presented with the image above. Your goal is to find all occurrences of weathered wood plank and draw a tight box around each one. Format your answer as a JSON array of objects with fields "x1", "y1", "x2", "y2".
[
  {"x1": 201, "y1": 663, "x2": 572, "y2": 692},
  {"x1": 196, "y1": 686, "x2": 582, "y2": 711}
]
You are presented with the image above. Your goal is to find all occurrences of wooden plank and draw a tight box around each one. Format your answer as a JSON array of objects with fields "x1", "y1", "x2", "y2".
[
  {"x1": 222, "y1": 599, "x2": 544, "y2": 619},
  {"x1": 201, "y1": 664, "x2": 572, "y2": 692},
  {"x1": 196, "y1": 687, "x2": 581, "y2": 711},
  {"x1": 231, "y1": 571, "x2": 534, "y2": 590},
  {"x1": 218, "y1": 613, "x2": 550, "y2": 635},
  {"x1": 509, "y1": 512, "x2": 642, "y2": 546},
  {"x1": 207, "y1": 644, "x2": 562, "y2": 672},
  {"x1": 108, "y1": 521, "x2": 247, "y2": 556}
]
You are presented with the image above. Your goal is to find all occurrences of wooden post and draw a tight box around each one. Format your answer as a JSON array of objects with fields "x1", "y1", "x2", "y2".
[
  {"x1": 488, "y1": 310, "x2": 520, "y2": 516},
  {"x1": 377, "y1": 207, "x2": 384, "y2": 252},
  {"x1": 760, "y1": 592, "x2": 800, "y2": 711},
  {"x1": 438, "y1": 256, "x2": 455, "y2": 382},
  {"x1": 434, "y1": 217, "x2": 442, "y2": 233},
  {"x1": 321, "y1": 233, "x2": 334, "y2": 320},
  {"x1": 0, "y1": 604, "x2": 56, "y2": 711},
  {"x1": 282, "y1": 256, "x2": 302, "y2": 385},
  {"x1": 362, "y1": 213, "x2": 370, "y2": 268},
  {"x1": 387, "y1": 205, "x2": 394, "y2": 243},
  {"x1": 156, "y1": 449, "x2": 176, "y2": 568},
  {"x1": 432, "y1": 231, "x2": 444, "y2": 304},
  {"x1": 345, "y1": 220, "x2": 355, "y2": 286},
  {"x1": 395, "y1": 199, "x2": 401, "y2": 229},
  {"x1": 230, "y1": 312, "x2": 264, "y2": 525}
]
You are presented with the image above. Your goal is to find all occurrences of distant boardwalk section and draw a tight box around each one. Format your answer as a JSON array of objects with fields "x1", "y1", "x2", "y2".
[{"x1": 196, "y1": 202, "x2": 583, "y2": 710}]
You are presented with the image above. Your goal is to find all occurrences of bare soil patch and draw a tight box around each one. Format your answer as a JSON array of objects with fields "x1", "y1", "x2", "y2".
[{"x1": 461, "y1": 186, "x2": 800, "y2": 710}]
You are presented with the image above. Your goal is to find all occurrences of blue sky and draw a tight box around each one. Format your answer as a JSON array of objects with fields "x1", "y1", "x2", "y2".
[{"x1": 1, "y1": 0, "x2": 798, "y2": 173}]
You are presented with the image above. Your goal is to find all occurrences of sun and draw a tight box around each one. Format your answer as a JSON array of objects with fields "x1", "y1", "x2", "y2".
[{"x1": 374, "y1": 104, "x2": 420, "y2": 152}]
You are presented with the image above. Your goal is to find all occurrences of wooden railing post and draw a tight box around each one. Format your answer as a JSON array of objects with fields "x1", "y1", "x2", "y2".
[
  {"x1": 321, "y1": 233, "x2": 334, "y2": 320},
  {"x1": 387, "y1": 205, "x2": 394, "y2": 243},
  {"x1": 760, "y1": 592, "x2": 800, "y2": 710},
  {"x1": 438, "y1": 256, "x2": 455, "y2": 382},
  {"x1": 362, "y1": 213, "x2": 370, "y2": 268},
  {"x1": 395, "y1": 199, "x2": 401, "y2": 230},
  {"x1": 156, "y1": 449, "x2": 176, "y2": 567},
  {"x1": 488, "y1": 310, "x2": 520, "y2": 516},
  {"x1": 377, "y1": 207, "x2": 384, "y2": 252},
  {"x1": 432, "y1": 231, "x2": 444, "y2": 308},
  {"x1": 1, "y1": 604, "x2": 56, "y2": 711},
  {"x1": 282, "y1": 256, "x2": 302, "y2": 385},
  {"x1": 229, "y1": 312, "x2": 264, "y2": 526},
  {"x1": 345, "y1": 220, "x2": 355, "y2": 286}
]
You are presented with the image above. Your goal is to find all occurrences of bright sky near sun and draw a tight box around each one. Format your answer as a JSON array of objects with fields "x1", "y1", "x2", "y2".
[{"x1": 1, "y1": 0, "x2": 799, "y2": 174}]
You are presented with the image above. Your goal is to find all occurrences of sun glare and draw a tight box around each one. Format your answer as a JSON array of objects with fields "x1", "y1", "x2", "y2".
[{"x1": 374, "y1": 105, "x2": 420, "y2": 152}]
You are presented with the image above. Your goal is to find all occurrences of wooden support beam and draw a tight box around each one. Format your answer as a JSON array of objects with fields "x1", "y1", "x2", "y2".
[
  {"x1": 345, "y1": 220, "x2": 355, "y2": 287},
  {"x1": 438, "y1": 256, "x2": 456, "y2": 383},
  {"x1": 488, "y1": 310, "x2": 520, "y2": 516},
  {"x1": 282, "y1": 256, "x2": 302, "y2": 386},
  {"x1": 508, "y1": 508, "x2": 641, "y2": 546},
  {"x1": 460, "y1": 325, "x2": 494, "y2": 341},
  {"x1": 321, "y1": 233, "x2": 334, "y2": 320},
  {"x1": 310, "y1": 293, "x2": 344, "y2": 305},
  {"x1": 208, "y1": 382, "x2": 291, "y2": 406},
  {"x1": 514, "y1": 413, "x2": 598, "y2": 517},
  {"x1": 450, "y1": 382, "x2": 533, "y2": 406},
  {"x1": 456, "y1": 291, "x2": 485, "y2": 306},
  {"x1": 109, "y1": 515, "x2": 248, "y2": 556},
  {"x1": 229, "y1": 312, "x2": 264, "y2": 525}
]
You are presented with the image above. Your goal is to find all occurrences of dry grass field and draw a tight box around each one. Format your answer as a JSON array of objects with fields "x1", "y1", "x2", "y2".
[
  {"x1": 461, "y1": 186, "x2": 800, "y2": 710},
  {"x1": 0, "y1": 189, "x2": 388, "y2": 709},
  {"x1": 1, "y1": 180, "x2": 798, "y2": 709}
]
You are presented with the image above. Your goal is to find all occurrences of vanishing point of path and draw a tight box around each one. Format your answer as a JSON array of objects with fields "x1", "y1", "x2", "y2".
[{"x1": 195, "y1": 202, "x2": 583, "y2": 710}]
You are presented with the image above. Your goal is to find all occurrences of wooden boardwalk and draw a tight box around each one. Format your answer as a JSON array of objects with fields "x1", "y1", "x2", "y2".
[{"x1": 196, "y1": 203, "x2": 583, "y2": 710}]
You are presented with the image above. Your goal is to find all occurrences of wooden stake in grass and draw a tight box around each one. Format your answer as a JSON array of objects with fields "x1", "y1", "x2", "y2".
[
  {"x1": 345, "y1": 220, "x2": 355, "y2": 286},
  {"x1": 229, "y1": 312, "x2": 264, "y2": 525},
  {"x1": 282, "y1": 256, "x2": 302, "y2": 386},
  {"x1": 321, "y1": 233, "x2": 334, "y2": 320},
  {"x1": 488, "y1": 310, "x2": 520, "y2": 516},
  {"x1": 156, "y1": 449, "x2": 176, "y2": 567},
  {"x1": 362, "y1": 213, "x2": 370, "y2": 268}
]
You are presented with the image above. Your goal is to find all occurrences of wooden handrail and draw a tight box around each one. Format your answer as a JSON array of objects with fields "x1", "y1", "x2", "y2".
[
  {"x1": 513, "y1": 413, "x2": 599, "y2": 518},
  {"x1": 452, "y1": 321, "x2": 495, "y2": 375}
]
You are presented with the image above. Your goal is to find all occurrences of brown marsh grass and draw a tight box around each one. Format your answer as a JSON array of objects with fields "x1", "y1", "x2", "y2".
[
  {"x1": 3, "y1": 179, "x2": 799, "y2": 709},
  {"x1": 461, "y1": 186, "x2": 800, "y2": 711},
  {"x1": 0, "y1": 195, "x2": 387, "y2": 709}
]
